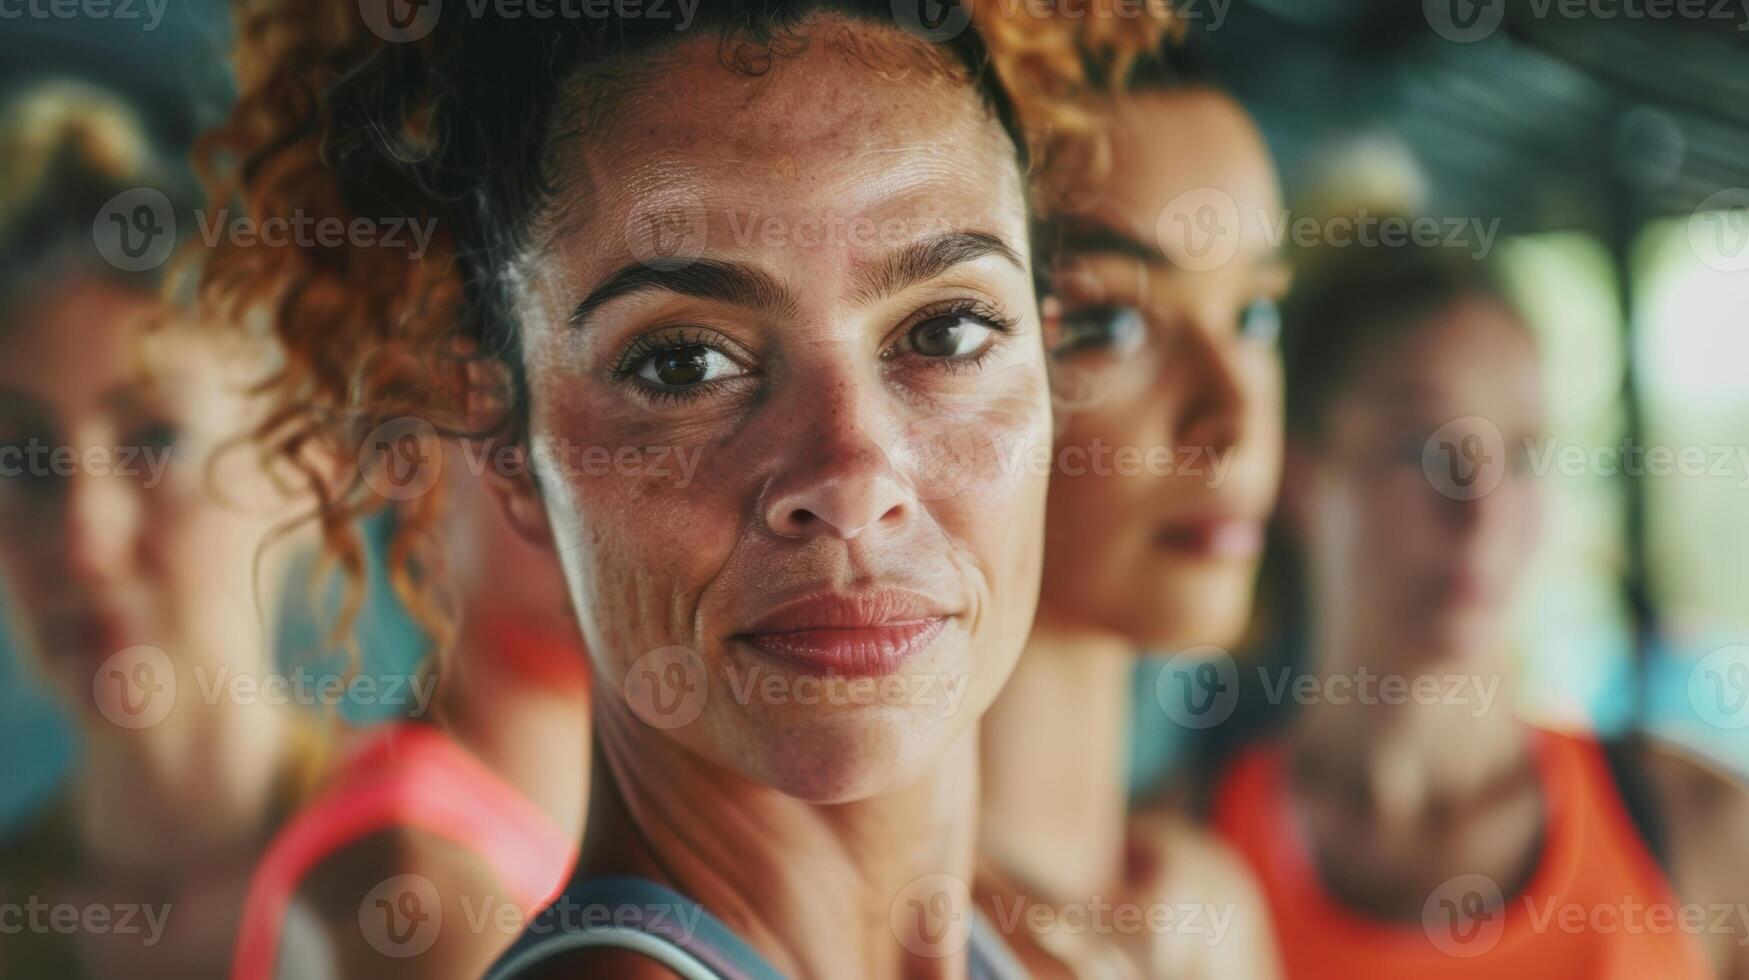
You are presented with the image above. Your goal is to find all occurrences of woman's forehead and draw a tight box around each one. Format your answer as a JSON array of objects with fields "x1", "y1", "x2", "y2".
[{"x1": 520, "y1": 49, "x2": 1026, "y2": 306}]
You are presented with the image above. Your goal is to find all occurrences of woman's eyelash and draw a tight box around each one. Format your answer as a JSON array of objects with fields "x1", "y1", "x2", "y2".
[
  {"x1": 609, "y1": 299, "x2": 1020, "y2": 401},
  {"x1": 929, "y1": 299, "x2": 1020, "y2": 335},
  {"x1": 609, "y1": 327, "x2": 728, "y2": 381},
  {"x1": 887, "y1": 299, "x2": 1021, "y2": 356}
]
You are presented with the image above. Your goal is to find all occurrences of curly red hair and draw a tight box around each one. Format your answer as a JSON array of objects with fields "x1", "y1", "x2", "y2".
[{"x1": 195, "y1": 0, "x2": 1175, "y2": 653}]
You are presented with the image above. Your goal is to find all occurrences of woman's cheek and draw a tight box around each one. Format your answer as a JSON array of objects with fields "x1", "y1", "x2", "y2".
[{"x1": 900, "y1": 378, "x2": 1052, "y2": 623}]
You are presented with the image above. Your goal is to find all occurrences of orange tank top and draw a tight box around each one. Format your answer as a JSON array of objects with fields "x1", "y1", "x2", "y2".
[{"x1": 1212, "y1": 728, "x2": 1714, "y2": 979}]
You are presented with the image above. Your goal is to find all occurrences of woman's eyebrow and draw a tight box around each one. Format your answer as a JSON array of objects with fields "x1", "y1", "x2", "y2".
[
  {"x1": 1055, "y1": 217, "x2": 1163, "y2": 265},
  {"x1": 568, "y1": 259, "x2": 800, "y2": 329},
  {"x1": 848, "y1": 231, "x2": 1025, "y2": 305}
]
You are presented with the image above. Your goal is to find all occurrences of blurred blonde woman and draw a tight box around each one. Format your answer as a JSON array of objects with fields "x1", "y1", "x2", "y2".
[
  {"x1": 0, "y1": 82, "x2": 329, "y2": 979},
  {"x1": 0, "y1": 84, "x2": 586, "y2": 980}
]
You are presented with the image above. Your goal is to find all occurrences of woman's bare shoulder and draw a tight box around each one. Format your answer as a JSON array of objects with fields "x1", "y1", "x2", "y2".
[
  {"x1": 1634, "y1": 738, "x2": 1749, "y2": 853},
  {"x1": 1126, "y1": 806, "x2": 1281, "y2": 980}
]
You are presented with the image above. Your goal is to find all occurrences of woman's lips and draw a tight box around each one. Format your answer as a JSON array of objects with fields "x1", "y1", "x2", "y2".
[
  {"x1": 732, "y1": 589, "x2": 953, "y2": 677},
  {"x1": 1154, "y1": 518, "x2": 1264, "y2": 559}
]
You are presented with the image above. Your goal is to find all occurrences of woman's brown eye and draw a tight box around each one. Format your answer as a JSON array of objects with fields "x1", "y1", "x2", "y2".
[
  {"x1": 909, "y1": 314, "x2": 994, "y2": 358},
  {"x1": 636, "y1": 344, "x2": 740, "y2": 389}
]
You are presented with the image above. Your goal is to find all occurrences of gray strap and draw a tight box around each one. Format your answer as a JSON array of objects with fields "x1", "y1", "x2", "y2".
[
  {"x1": 487, "y1": 925, "x2": 720, "y2": 980},
  {"x1": 970, "y1": 911, "x2": 1032, "y2": 980}
]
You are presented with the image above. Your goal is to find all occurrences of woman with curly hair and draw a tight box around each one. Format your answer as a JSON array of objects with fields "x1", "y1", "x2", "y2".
[
  {"x1": 975, "y1": 35, "x2": 1286, "y2": 980},
  {"x1": 197, "y1": 1, "x2": 1167, "y2": 976}
]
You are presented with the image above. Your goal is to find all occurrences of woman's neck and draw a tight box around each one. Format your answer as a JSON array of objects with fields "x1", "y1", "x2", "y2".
[
  {"x1": 978, "y1": 615, "x2": 1134, "y2": 902},
  {"x1": 75, "y1": 692, "x2": 296, "y2": 878},
  {"x1": 583, "y1": 710, "x2": 986, "y2": 979},
  {"x1": 1288, "y1": 631, "x2": 1528, "y2": 825}
]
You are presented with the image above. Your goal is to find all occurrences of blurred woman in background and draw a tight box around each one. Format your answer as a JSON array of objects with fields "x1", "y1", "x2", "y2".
[
  {"x1": 976, "y1": 41, "x2": 1286, "y2": 979},
  {"x1": 0, "y1": 82, "x2": 328, "y2": 979},
  {"x1": 0, "y1": 82, "x2": 586, "y2": 980},
  {"x1": 1213, "y1": 241, "x2": 1749, "y2": 977}
]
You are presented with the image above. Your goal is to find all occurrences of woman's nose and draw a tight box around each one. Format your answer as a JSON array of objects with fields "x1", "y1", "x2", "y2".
[
  {"x1": 763, "y1": 455, "x2": 911, "y2": 539},
  {"x1": 63, "y1": 460, "x2": 142, "y2": 587},
  {"x1": 1170, "y1": 317, "x2": 1247, "y2": 455},
  {"x1": 759, "y1": 380, "x2": 913, "y2": 541}
]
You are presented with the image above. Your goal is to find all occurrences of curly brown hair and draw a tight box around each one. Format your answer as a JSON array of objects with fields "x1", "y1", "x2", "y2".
[{"x1": 194, "y1": 0, "x2": 1174, "y2": 655}]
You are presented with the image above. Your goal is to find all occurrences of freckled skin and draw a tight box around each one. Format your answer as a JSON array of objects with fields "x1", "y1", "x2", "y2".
[{"x1": 507, "y1": 27, "x2": 1050, "y2": 804}]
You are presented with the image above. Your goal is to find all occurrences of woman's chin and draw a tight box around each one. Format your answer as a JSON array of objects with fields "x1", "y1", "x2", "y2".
[
  {"x1": 740, "y1": 711, "x2": 968, "y2": 804},
  {"x1": 1132, "y1": 575, "x2": 1258, "y2": 652}
]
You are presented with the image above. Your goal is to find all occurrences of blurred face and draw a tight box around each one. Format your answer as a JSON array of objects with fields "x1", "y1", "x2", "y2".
[
  {"x1": 0, "y1": 275, "x2": 292, "y2": 720},
  {"x1": 504, "y1": 22, "x2": 1050, "y2": 803},
  {"x1": 1289, "y1": 298, "x2": 1545, "y2": 669},
  {"x1": 1039, "y1": 90, "x2": 1287, "y2": 648}
]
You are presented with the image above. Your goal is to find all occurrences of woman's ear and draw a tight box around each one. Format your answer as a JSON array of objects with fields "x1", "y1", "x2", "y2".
[
  {"x1": 456, "y1": 358, "x2": 553, "y2": 550},
  {"x1": 473, "y1": 437, "x2": 554, "y2": 551}
]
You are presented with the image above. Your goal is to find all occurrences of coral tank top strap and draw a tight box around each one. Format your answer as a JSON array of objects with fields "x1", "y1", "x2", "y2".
[{"x1": 230, "y1": 722, "x2": 576, "y2": 980}]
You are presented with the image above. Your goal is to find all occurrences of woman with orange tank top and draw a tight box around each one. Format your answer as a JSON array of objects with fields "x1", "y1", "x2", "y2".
[{"x1": 1209, "y1": 240, "x2": 1749, "y2": 978}]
